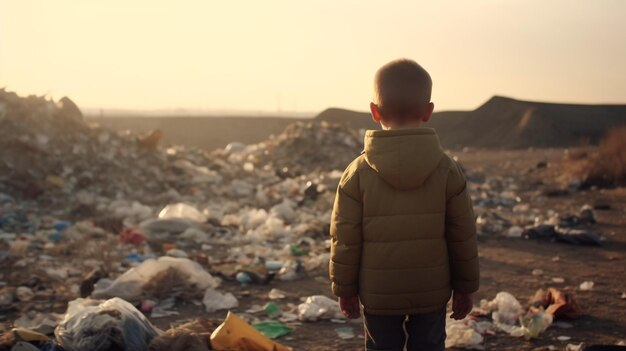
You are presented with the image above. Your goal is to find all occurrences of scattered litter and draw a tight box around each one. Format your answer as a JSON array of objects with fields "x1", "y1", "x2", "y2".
[
  {"x1": 480, "y1": 292, "x2": 524, "y2": 335},
  {"x1": 252, "y1": 321, "x2": 293, "y2": 339},
  {"x1": 203, "y1": 288, "x2": 238, "y2": 313},
  {"x1": 531, "y1": 288, "x2": 582, "y2": 319},
  {"x1": 55, "y1": 297, "x2": 161, "y2": 351},
  {"x1": 334, "y1": 326, "x2": 355, "y2": 340},
  {"x1": 14, "y1": 313, "x2": 62, "y2": 335},
  {"x1": 579, "y1": 281, "x2": 594, "y2": 291},
  {"x1": 147, "y1": 318, "x2": 213, "y2": 351},
  {"x1": 519, "y1": 309, "x2": 553, "y2": 339},
  {"x1": 264, "y1": 302, "x2": 282, "y2": 318},
  {"x1": 445, "y1": 314, "x2": 484, "y2": 349},
  {"x1": 297, "y1": 295, "x2": 344, "y2": 321},
  {"x1": 158, "y1": 203, "x2": 207, "y2": 223},
  {"x1": 268, "y1": 288, "x2": 287, "y2": 300},
  {"x1": 92, "y1": 256, "x2": 219, "y2": 301},
  {"x1": 210, "y1": 311, "x2": 291, "y2": 351},
  {"x1": 0, "y1": 88, "x2": 620, "y2": 350},
  {"x1": 15, "y1": 287, "x2": 34, "y2": 302},
  {"x1": 564, "y1": 343, "x2": 584, "y2": 351}
]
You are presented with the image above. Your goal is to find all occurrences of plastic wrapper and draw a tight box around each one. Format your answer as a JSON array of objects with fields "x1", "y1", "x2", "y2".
[
  {"x1": 210, "y1": 311, "x2": 291, "y2": 351},
  {"x1": 158, "y1": 203, "x2": 207, "y2": 223},
  {"x1": 519, "y1": 309, "x2": 553, "y2": 339},
  {"x1": 55, "y1": 297, "x2": 161, "y2": 351}
]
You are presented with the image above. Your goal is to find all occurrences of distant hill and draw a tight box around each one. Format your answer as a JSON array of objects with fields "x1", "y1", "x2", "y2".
[
  {"x1": 89, "y1": 115, "x2": 308, "y2": 151},
  {"x1": 89, "y1": 96, "x2": 626, "y2": 151},
  {"x1": 314, "y1": 96, "x2": 626, "y2": 149}
]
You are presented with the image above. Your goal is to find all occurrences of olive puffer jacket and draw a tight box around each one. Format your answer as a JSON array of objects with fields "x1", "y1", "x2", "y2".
[{"x1": 329, "y1": 128, "x2": 479, "y2": 315}]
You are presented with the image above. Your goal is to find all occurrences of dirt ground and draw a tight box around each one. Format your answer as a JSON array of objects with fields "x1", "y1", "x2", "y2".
[
  {"x1": 150, "y1": 148, "x2": 625, "y2": 350},
  {"x1": 2, "y1": 148, "x2": 624, "y2": 350}
]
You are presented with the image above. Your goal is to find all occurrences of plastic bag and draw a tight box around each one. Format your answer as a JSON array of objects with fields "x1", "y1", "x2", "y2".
[
  {"x1": 203, "y1": 288, "x2": 238, "y2": 313},
  {"x1": 55, "y1": 298, "x2": 161, "y2": 351},
  {"x1": 519, "y1": 309, "x2": 553, "y2": 339},
  {"x1": 480, "y1": 291, "x2": 525, "y2": 336},
  {"x1": 445, "y1": 315, "x2": 484, "y2": 350},
  {"x1": 297, "y1": 295, "x2": 343, "y2": 321},
  {"x1": 92, "y1": 257, "x2": 219, "y2": 301}
]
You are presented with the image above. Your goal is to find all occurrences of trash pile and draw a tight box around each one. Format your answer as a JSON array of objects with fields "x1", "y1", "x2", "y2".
[
  {"x1": 0, "y1": 90, "x2": 616, "y2": 350},
  {"x1": 0, "y1": 89, "x2": 195, "y2": 205},
  {"x1": 216, "y1": 121, "x2": 363, "y2": 176},
  {"x1": 468, "y1": 167, "x2": 605, "y2": 245},
  {"x1": 446, "y1": 288, "x2": 583, "y2": 350},
  {"x1": 0, "y1": 91, "x2": 365, "y2": 351}
]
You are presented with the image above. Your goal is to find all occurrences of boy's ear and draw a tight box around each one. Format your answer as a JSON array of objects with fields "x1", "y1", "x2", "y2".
[
  {"x1": 422, "y1": 102, "x2": 435, "y2": 123},
  {"x1": 370, "y1": 102, "x2": 382, "y2": 123}
]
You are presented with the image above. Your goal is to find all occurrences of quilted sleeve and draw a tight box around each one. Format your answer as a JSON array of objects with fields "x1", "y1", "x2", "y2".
[
  {"x1": 329, "y1": 167, "x2": 363, "y2": 298},
  {"x1": 445, "y1": 160, "x2": 479, "y2": 294}
]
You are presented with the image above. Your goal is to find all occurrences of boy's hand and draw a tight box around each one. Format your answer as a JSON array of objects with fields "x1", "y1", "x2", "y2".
[
  {"x1": 338, "y1": 296, "x2": 361, "y2": 319},
  {"x1": 450, "y1": 292, "x2": 473, "y2": 320}
]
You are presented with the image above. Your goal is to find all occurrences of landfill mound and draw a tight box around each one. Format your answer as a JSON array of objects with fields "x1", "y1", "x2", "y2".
[
  {"x1": 0, "y1": 89, "x2": 194, "y2": 205},
  {"x1": 315, "y1": 96, "x2": 626, "y2": 149},
  {"x1": 217, "y1": 121, "x2": 363, "y2": 176}
]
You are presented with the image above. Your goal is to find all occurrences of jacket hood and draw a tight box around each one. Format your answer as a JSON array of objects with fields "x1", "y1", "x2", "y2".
[{"x1": 364, "y1": 128, "x2": 444, "y2": 190}]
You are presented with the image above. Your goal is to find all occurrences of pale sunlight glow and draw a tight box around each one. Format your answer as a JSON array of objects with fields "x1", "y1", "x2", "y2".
[{"x1": 1, "y1": 0, "x2": 625, "y2": 113}]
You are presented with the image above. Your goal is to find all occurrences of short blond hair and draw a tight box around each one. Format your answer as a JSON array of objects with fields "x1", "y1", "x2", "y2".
[{"x1": 373, "y1": 59, "x2": 432, "y2": 118}]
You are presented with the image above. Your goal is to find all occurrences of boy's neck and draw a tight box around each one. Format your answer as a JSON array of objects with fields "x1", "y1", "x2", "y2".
[{"x1": 381, "y1": 121, "x2": 422, "y2": 130}]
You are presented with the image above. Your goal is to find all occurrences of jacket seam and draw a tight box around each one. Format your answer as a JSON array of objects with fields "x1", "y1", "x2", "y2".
[
  {"x1": 330, "y1": 241, "x2": 361, "y2": 247},
  {"x1": 363, "y1": 212, "x2": 444, "y2": 218},
  {"x1": 332, "y1": 282, "x2": 357, "y2": 287},
  {"x1": 330, "y1": 260, "x2": 360, "y2": 267},
  {"x1": 364, "y1": 237, "x2": 443, "y2": 243},
  {"x1": 364, "y1": 305, "x2": 447, "y2": 312},
  {"x1": 365, "y1": 284, "x2": 450, "y2": 295},
  {"x1": 445, "y1": 236, "x2": 476, "y2": 243},
  {"x1": 449, "y1": 254, "x2": 479, "y2": 261},
  {"x1": 333, "y1": 213, "x2": 361, "y2": 223},
  {"x1": 360, "y1": 262, "x2": 447, "y2": 271},
  {"x1": 446, "y1": 207, "x2": 473, "y2": 220}
]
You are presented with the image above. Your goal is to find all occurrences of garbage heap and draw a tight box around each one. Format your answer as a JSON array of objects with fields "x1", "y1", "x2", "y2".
[
  {"x1": 222, "y1": 120, "x2": 364, "y2": 176},
  {"x1": 0, "y1": 91, "x2": 605, "y2": 351},
  {"x1": 0, "y1": 91, "x2": 367, "y2": 350},
  {"x1": 0, "y1": 88, "x2": 217, "y2": 208}
]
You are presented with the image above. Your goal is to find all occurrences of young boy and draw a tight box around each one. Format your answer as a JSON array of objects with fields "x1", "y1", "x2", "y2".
[{"x1": 329, "y1": 59, "x2": 479, "y2": 351}]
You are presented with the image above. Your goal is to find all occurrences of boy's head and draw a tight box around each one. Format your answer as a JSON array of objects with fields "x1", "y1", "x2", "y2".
[{"x1": 370, "y1": 59, "x2": 434, "y2": 129}]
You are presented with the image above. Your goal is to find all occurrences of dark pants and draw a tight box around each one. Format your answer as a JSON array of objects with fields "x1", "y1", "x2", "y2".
[{"x1": 363, "y1": 308, "x2": 446, "y2": 351}]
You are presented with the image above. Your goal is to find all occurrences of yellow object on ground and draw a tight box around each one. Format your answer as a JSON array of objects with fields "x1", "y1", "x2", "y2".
[
  {"x1": 12, "y1": 328, "x2": 49, "y2": 342},
  {"x1": 210, "y1": 311, "x2": 291, "y2": 351}
]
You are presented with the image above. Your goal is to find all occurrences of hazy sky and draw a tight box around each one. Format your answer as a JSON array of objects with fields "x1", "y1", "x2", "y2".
[{"x1": 1, "y1": 1, "x2": 625, "y2": 114}]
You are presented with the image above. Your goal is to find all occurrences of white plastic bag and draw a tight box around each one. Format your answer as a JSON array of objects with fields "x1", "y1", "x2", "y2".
[
  {"x1": 55, "y1": 298, "x2": 161, "y2": 351},
  {"x1": 480, "y1": 291, "x2": 525, "y2": 336},
  {"x1": 297, "y1": 295, "x2": 343, "y2": 321},
  {"x1": 203, "y1": 288, "x2": 239, "y2": 313},
  {"x1": 445, "y1": 315, "x2": 484, "y2": 350},
  {"x1": 92, "y1": 256, "x2": 219, "y2": 301}
]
